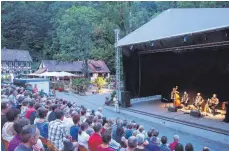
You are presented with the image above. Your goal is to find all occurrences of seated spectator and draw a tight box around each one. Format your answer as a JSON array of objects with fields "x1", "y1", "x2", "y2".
[
  {"x1": 14, "y1": 125, "x2": 41, "y2": 151},
  {"x1": 8, "y1": 118, "x2": 30, "y2": 151},
  {"x1": 34, "y1": 107, "x2": 49, "y2": 139},
  {"x1": 88, "y1": 122, "x2": 103, "y2": 151},
  {"x1": 70, "y1": 114, "x2": 80, "y2": 141},
  {"x1": 48, "y1": 109, "x2": 78, "y2": 150},
  {"x1": 78, "y1": 122, "x2": 90, "y2": 149},
  {"x1": 169, "y1": 135, "x2": 180, "y2": 151},
  {"x1": 135, "y1": 133, "x2": 150, "y2": 151},
  {"x1": 2, "y1": 108, "x2": 20, "y2": 142},
  {"x1": 203, "y1": 147, "x2": 210, "y2": 151},
  {"x1": 114, "y1": 122, "x2": 125, "y2": 145},
  {"x1": 125, "y1": 123, "x2": 133, "y2": 139},
  {"x1": 120, "y1": 136, "x2": 138, "y2": 151},
  {"x1": 85, "y1": 116, "x2": 95, "y2": 136},
  {"x1": 105, "y1": 128, "x2": 121, "y2": 151},
  {"x1": 1, "y1": 102, "x2": 10, "y2": 130},
  {"x1": 98, "y1": 132, "x2": 115, "y2": 151},
  {"x1": 185, "y1": 143, "x2": 193, "y2": 151},
  {"x1": 20, "y1": 100, "x2": 28, "y2": 117},
  {"x1": 80, "y1": 109, "x2": 86, "y2": 123},
  {"x1": 25, "y1": 100, "x2": 35, "y2": 119},
  {"x1": 47, "y1": 104, "x2": 59, "y2": 122},
  {"x1": 175, "y1": 143, "x2": 184, "y2": 151},
  {"x1": 159, "y1": 136, "x2": 170, "y2": 151},
  {"x1": 95, "y1": 107, "x2": 103, "y2": 117}
]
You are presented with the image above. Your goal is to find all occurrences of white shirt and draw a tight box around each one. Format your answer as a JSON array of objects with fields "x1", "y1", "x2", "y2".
[
  {"x1": 78, "y1": 131, "x2": 90, "y2": 149},
  {"x1": 95, "y1": 111, "x2": 103, "y2": 117},
  {"x1": 2, "y1": 122, "x2": 15, "y2": 142}
]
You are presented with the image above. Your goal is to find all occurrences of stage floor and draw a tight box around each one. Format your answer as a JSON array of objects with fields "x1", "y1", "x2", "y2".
[{"x1": 129, "y1": 99, "x2": 229, "y2": 134}]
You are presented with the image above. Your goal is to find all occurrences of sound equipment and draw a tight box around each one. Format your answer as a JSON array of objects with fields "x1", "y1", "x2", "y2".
[
  {"x1": 121, "y1": 91, "x2": 131, "y2": 107},
  {"x1": 168, "y1": 106, "x2": 177, "y2": 112},
  {"x1": 190, "y1": 110, "x2": 201, "y2": 117}
]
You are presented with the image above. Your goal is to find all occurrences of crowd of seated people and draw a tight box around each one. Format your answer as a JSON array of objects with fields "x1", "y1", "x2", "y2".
[{"x1": 1, "y1": 84, "x2": 211, "y2": 151}]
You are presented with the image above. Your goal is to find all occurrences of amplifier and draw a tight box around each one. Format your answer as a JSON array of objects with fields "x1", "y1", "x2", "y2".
[
  {"x1": 190, "y1": 110, "x2": 201, "y2": 117},
  {"x1": 168, "y1": 106, "x2": 177, "y2": 112}
]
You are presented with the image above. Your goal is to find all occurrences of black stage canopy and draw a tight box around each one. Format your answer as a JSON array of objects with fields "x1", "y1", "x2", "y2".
[{"x1": 118, "y1": 8, "x2": 229, "y2": 102}]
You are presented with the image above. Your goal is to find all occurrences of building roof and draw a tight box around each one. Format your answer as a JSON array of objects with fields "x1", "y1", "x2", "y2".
[
  {"x1": 40, "y1": 60, "x2": 110, "y2": 73},
  {"x1": 117, "y1": 8, "x2": 229, "y2": 47},
  {"x1": 1, "y1": 48, "x2": 32, "y2": 62}
]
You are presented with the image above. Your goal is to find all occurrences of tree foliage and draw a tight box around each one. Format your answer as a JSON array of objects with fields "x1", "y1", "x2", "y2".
[{"x1": 2, "y1": 1, "x2": 229, "y2": 73}]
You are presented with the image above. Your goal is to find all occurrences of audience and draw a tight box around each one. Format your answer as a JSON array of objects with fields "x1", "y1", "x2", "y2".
[
  {"x1": 78, "y1": 122, "x2": 90, "y2": 149},
  {"x1": 185, "y1": 143, "x2": 194, "y2": 151},
  {"x1": 169, "y1": 135, "x2": 180, "y2": 151},
  {"x1": 160, "y1": 136, "x2": 170, "y2": 151},
  {"x1": 2, "y1": 108, "x2": 20, "y2": 142},
  {"x1": 8, "y1": 118, "x2": 30, "y2": 151},
  {"x1": 1, "y1": 102, "x2": 10, "y2": 130},
  {"x1": 88, "y1": 122, "x2": 103, "y2": 151},
  {"x1": 98, "y1": 132, "x2": 115, "y2": 151},
  {"x1": 14, "y1": 125, "x2": 41, "y2": 151},
  {"x1": 0, "y1": 84, "x2": 210, "y2": 151}
]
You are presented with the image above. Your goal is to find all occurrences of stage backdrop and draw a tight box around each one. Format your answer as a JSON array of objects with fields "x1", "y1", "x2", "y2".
[{"x1": 123, "y1": 47, "x2": 229, "y2": 103}]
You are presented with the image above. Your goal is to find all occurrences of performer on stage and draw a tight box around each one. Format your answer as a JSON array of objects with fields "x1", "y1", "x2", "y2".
[
  {"x1": 223, "y1": 101, "x2": 229, "y2": 123},
  {"x1": 194, "y1": 93, "x2": 204, "y2": 110},
  {"x1": 170, "y1": 87, "x2": 176, "y2": 102},
  {"x1": 208, "y1": 94, "x2": 219, "y2": 115},
  {"x1": 181, "y1": 91, "x2": 189, "y2": 106}
]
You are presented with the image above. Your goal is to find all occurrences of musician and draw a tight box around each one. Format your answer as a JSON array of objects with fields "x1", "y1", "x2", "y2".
[
  {"x1": 223, "y1": 101, "x2": 229, "y2": 123},
  {"x1": 194, "y1": 93, "x2": 203, "y2": 110},
  {"x1": 170, "y1": 87, "x2": 176, "y2": 102},
  {"x1": 208, "y1": 94, "x2": 219, "y2": 115},
  {"x1": 181, "y1": 91, "x2": 189, "y2": 106}
]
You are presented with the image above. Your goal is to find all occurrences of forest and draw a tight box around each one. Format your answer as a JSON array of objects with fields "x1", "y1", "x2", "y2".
[{"x1": 2, "y1": 1, "x2": 229, "y2": 73}]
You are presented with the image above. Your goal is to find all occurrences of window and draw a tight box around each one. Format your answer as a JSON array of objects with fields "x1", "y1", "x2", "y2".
[
  {"x1": 21, "y1": 62, "x2": 24, "y2": 66},
  {"x1": 96, "y1": 67, "x2": 101, "y2": 71},
  {"x1": 8, "y1": 62, "x2": 12, "y2": 66},
  {"x1": 27, "y1": 62, "x2": 30, "y2": 66},
  {"x1": 15, "y1": 62, "x2": 18, "y2": 66},
  {"x1": 2, "y1": 62, "x2": 7, "y2": 66}
]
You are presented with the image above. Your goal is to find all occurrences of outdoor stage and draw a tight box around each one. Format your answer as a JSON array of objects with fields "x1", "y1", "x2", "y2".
[{"x1": 129, "y1": 97, "x2": 229, "y2": 134}]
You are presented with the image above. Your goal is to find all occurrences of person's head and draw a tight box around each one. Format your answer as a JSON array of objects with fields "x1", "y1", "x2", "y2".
[
  {"x1": 139, "y1": 126, "x2": 144, "y2": 133},
  {"x1": 147, "y1": 129, "x2": 154, "y2": 138},
  {"x1": 134, "y1": 123, "x2": 140, "y2": 130},
  {"x1": 34, "y1": 84, "x2": 37, "y2": 87},
  {"x1": 79, "y1": 122, "x2": 89, "y2": 135},
  {"x1": 213, "y1": 94, "x2": 217, "y2": 98},
  {"x1": 13, "y1": 118, "x2": 30, "y2": 134},
  {"x1": 127, "y1": 123, "x2": 133, "y2": 129},
  {"x1": 184, "y1": 91, "x2": 187, "y2": 95},
  {"x1": 98, "y1": 107, "x2": 102, "y2": 113},
  {"x1": 37, "y1": 107, "x2": 48, "y2": 119},
  {"x1": 136, "y1": 133, "x2": 145, "y2": 146},
  {"x1": 102, "y1": 117, "x2": 107, "y2": 126},
  {"x1": 51, "y1": 104, "x2": 60, "y2": 112},
  {"x1": 1, "y1": 102, "x2": 10, "y2": 114},
  {"x1": 127, "y1": 136, "x2": 138, "y2": 149},
  {"x1": 55, "y1": 109, "x2": 65, "y2": 120},
  {"x1": 6, "y1": 108, "x2": 20, "y2": 122},
  {"x1": 21, "y1": 125, "x2": 40, "y2": 146},
  {"x1": 102, "y1": 132, "x2": 112, "y2": 145},
  {"x1": 153, "y1": 129, "x2": 159, "y2": 137},
  {"x1": 34, "y1": 103, "x2": 41, "y2": 110},
  {"x1": 81, "y1": 109, "x2": 86, "y2": 116},
  {"x1": 72, "y1": 114, "x2": 80, "y2": 125},
  {"x1": 174, "y1": 135, "x2": 179, "y2": 142},
  {"x1": 203, "y1": 147, "x2": 210, "y2": 151},
  {"x1": 175, "y1": 143, "x2": 184, "y2": 151},
  {"x1": 161, "y1": 136, "x2": 168, "y2": 145},
  {"x1": 197, "y1": 93, "x2": 200, "y2": 96},
  {"x1": 85, "y1": 117, "x2": 93, "y2": 126},
  {"x1": 28, "y1": 101, "x2": 35, "y2": 108},
  {"x1": 185, "y1": 143, "x2": 193, "y2": 151},
  {"x1": 22, "y1": 100, "x2": 29, "y2": 107},
  {"x1": 93, "y1": 122, "x2": 102, "y2": 133}
]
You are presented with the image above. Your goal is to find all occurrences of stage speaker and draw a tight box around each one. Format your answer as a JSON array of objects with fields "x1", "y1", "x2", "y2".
[
  {"x1": 121, "y1": 91, "x2": 131, "y2": 107},
  {"x1": 168, "y1": 106, "x2": 177, "y2": 112},
  {"x1": 190, "y1": 110, "x2": 201, "y2": 117}
]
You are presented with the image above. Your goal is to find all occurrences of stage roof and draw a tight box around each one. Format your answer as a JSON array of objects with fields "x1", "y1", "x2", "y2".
[{"x1": 117, "y1": 8, "x2": 229, "y2": 47}]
